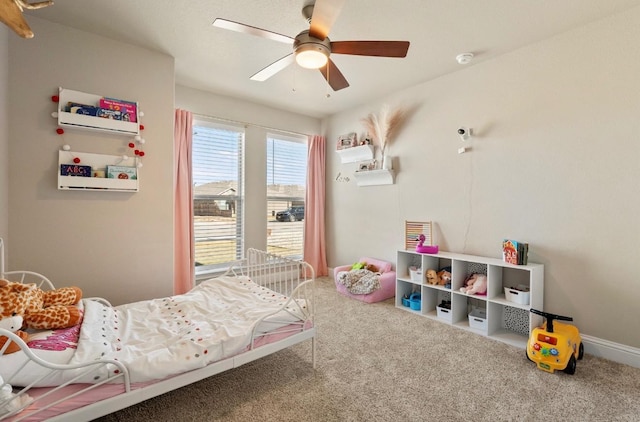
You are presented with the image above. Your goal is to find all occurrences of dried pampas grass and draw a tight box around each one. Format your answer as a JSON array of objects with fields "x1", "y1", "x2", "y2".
[{"x1": 361, "y1": 104, "x2": 406, "y2": 153}]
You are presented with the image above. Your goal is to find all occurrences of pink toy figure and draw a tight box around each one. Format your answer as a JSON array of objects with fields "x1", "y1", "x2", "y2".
[
  {"x1": 416, "y1": 234, "x2": 439, "y2": 254},
  {"x1": 460, "y1": 273, "x2": 487, "y2": 295}
]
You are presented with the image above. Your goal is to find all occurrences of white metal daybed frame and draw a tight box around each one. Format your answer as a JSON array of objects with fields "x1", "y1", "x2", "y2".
[{"x1": 0, "y1": 244, "x2": 316, "y2": 422}]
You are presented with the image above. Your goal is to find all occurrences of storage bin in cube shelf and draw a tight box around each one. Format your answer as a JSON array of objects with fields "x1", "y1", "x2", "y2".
[
  {"x1": 402, "y1": 293, "x2": 421, "y2": 311},
  {"x1": 504, "y1": 285, "x2": 530, "y2": 305},
  {"x1": 409, "y1": 266, "x2": 423, "y2": 282},
  {"x1": 468, "y1": 308, "x2": 487, "y2": 331},
  {"x1": 436, "y1": 306, "x2": 452, "y2": 322}
]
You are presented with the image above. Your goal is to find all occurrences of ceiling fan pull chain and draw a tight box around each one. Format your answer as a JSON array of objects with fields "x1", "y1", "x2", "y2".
[
  {"x1": 292, "y1": 64, "x2": 297, "y2": 92},
  {"x1": 325, "y1": 64, "x2": 331, "y2": 98}
]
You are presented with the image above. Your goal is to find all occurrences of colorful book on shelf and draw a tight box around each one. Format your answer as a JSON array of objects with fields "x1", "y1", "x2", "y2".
[
  {"x1": 60, "y1": 164, "x2": 92, "y2": 177},
  {"x1": 106, "y1": 165, "x2": 137, "y2": 180},
  {"x1": 502, "y1": 239, "x2": 529, "y2": 265},
  {"x1": 99, "y1": 97, "x2": 137, "y2": 122}
]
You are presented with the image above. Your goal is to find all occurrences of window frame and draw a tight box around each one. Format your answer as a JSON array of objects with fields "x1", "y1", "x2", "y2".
[
  {"x1": 266, "y1": 132, "x2": 308, "y2": 260},
  {"x1": 192, "y1": 118, "x2": 245, "y2": 277}
]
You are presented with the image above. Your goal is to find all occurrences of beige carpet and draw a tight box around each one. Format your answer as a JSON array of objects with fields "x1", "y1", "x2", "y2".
[{"x1": 96, "y1": 277, "x2": 640, "y2": 422}]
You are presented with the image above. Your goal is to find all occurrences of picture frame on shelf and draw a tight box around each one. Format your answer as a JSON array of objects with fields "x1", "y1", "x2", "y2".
[
  {"x1": 336, "y1": 132, "x2": 357, "y2": 150},
  {"x1": 357, "y1": 160, "x2": 377, "y2": 171}
]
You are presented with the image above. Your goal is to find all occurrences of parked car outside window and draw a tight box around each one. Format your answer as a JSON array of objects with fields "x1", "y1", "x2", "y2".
[{"x1": 275, "y1": 206, "x2": 305, "y2": 222}]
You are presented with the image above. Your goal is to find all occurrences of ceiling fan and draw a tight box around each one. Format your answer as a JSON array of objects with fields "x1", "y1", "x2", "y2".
[
  {"x1": 0, "y1": 0, "x2": 53, "y2": 39},
  {"x1": 212, "y1": 0, "x2": 410, "y2": 91}
]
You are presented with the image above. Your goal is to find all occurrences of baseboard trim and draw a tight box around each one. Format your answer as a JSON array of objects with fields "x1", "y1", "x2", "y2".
[
  {"x1": 582, "y1": 334, "x2": 640, "y2": 368},
  {"x1": 330, "y1": 267, "x2": 640, "y2": 369}
]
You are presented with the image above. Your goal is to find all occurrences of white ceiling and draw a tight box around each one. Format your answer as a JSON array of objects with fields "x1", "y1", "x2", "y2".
[{"x1": 24, "y1": 0, "x2": 640, "y2": 118}]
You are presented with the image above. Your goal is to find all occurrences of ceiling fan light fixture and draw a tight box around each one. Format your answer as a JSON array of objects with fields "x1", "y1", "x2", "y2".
[{"x1": 295, "y1": 46, "x2": 329, "y2": 69}]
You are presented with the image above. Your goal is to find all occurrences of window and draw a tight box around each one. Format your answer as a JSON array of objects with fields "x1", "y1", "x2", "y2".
[
  {"x1": 266, "y1": 134, "x2": 307, "y2": 259},
  {"x1": 192, "y1": 119, "x2": 244, "y2": 273}
]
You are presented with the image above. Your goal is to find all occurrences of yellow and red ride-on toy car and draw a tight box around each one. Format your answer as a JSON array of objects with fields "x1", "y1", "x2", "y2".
[{"x1": 526, "y1": 309, "x2": 584, "y2": 374}]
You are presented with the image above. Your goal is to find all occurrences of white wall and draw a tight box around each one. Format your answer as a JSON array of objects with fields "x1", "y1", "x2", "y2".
[
  {"x1": 0, "y1": 26, "x2": 8, "y2": 245},
  {"x1": 325, "y1": 8, "x2": 640, "y2": 348},
  {"x1": 7, "y1": 18, "x2": 175, "y2": 305},
  {"x1": 4, "y1": 18, "x2": 321, "y2": 306},
  {"x1": 4, "y1": 6, "x2": 637, "y2": 354}
]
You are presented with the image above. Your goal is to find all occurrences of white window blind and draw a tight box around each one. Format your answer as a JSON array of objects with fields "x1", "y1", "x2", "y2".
[
  {"x1": 192, "y1": 119, "x2": 244, "y2": 272},
  {"x1": 266, "y1": 134, "x2": 307, "y2": 259}
]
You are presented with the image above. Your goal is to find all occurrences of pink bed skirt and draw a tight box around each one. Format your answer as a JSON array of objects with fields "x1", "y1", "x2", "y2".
[{"x1": 9, "y1": 323, "x2": 312, "y2": 422}]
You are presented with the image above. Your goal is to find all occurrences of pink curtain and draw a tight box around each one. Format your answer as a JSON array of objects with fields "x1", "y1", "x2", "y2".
[
  {"x1": 174, "y1": 109, "x2": 194, "y2": 294},
  {"x1": 303, "y1": 134, "x2": 328, "y2": 276}
]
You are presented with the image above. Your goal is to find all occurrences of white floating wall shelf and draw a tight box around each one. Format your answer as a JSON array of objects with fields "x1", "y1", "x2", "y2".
[
  {"x1": 353, "y1": 169, "x2": 395, "y2": 187},
  {"x1": 56, "y1": 87, "x2": 140, "y2": 136},
  {"x1": 336, "y1": 144, "x2": 374, "y2": 163}
]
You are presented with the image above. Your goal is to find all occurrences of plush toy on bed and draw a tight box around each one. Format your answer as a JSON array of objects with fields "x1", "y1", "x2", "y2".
[
  {"x1": 459, "y1": 273, "x2": 487, "y2": 295},
  {"x1": 0, "y1": 315, "x2": 28, "y2": 354},
  {"x1": 0, "y1": 279, "x2": 83, "y2": 354}
]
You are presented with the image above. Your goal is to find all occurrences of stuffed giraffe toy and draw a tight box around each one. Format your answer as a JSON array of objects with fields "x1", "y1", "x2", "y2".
[
  {"x1": 0, "y1": 315, "x2": 26, "y2": 354},
  {"x1": 0, "y1": 279, "x2": 82, "y2": 354}
]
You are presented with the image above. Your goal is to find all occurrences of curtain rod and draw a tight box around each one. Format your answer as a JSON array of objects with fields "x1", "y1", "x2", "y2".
[{"x1": 192, "y1": 112, "x2": 311, "y2": 138}]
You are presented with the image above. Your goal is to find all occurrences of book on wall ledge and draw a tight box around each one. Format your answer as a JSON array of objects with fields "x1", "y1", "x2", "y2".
[{"x1": 502, "y1": 239, "x2": 528, "y2": 265}]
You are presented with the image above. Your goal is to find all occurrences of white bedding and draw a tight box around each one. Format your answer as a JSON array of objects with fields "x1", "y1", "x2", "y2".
[{"x1": 62, "y1": 275, "x2": 305, "y2": 384}]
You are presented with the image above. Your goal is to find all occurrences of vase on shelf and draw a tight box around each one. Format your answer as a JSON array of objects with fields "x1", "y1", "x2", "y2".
[{"x1": 382, "y1": 154, "x2": 392, "y2": 170}]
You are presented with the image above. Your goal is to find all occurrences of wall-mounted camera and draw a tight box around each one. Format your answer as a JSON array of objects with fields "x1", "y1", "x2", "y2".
[{"x1": 457, "y1": 127, "x2": 472, "y2": 141}]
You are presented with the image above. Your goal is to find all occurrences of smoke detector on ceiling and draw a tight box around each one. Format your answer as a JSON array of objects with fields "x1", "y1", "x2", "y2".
[{"x1": 456, "y1": 53, "x2": 474, "y2": 65}]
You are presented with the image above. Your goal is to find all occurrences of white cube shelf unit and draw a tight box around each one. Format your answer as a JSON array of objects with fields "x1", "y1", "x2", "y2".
[{"x1": 396, "y1": 250, "x2": 544, "y2": 348}]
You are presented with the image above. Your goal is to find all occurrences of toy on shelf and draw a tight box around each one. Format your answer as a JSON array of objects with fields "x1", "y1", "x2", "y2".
[
  {"x1": 425, "y1": 269, "x2": 439, "y2": 285},
  {"x1": 405, "y1": 221, "x2": 432, "y2": 250},
  {"x1": 416, "y1": 234, "x2": 439, "y2": 254},
  {"x1": 401, "y1": 292, "x2": 421, "y2": 311},
  {"x1": 526, "y1": 309, "x2": 583, "y2": 375},
  {"x1": 437, "y1": 268, "x2": 451, "y2": 288},
  {"x1": 425, "y1": 268, "x2": 451, "y2": 287},
  {"x1": 459, "y1": 273, "x2": 487, "y2": 295}
]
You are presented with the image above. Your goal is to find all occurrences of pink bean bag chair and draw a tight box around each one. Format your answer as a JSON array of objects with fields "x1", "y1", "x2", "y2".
[{"x1": 333, "y1": 257, "x2": 396, "y2": 303}]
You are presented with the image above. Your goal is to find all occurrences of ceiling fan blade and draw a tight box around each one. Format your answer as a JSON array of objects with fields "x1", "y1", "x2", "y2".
[
  {"x1": 250, "y1": 54, "x2": 295, "y2": 81},
  {"x1": 213, "y1": 18, "x2": 294, "y2": 45},
  {"x1": 0, "y1": 0, "x2": 34, "y2": 38},
  {"x1": 330, "y1": 41, "x2": 410, "y2": 57},
  {"x1": 319, "y1": 58, "x2": 349, "y2": 91},
  {"x1": 308, "y1": 0, "x2": 346, "y2": 40}
]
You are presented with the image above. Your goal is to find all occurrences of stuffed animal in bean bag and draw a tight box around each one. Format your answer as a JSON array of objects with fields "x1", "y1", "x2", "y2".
[
  {"x1": 351, "y1": 262, "x2": 366, "y2": 270},
  {"x1": 365, "y1": 263, "x2": 379, "y2": 273},
  {"x1": 0, "y1": 279, "x2": 83, "y2": 353},
  {"x1": 459, "y1": 273, "x2": 487, "y2": 295},
  {"x1": 0, "y1": 315, "x2": 27, "y2": 354},
  {"x1": 351, "y1": 262, "x2": 379, "y2": 273}
]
